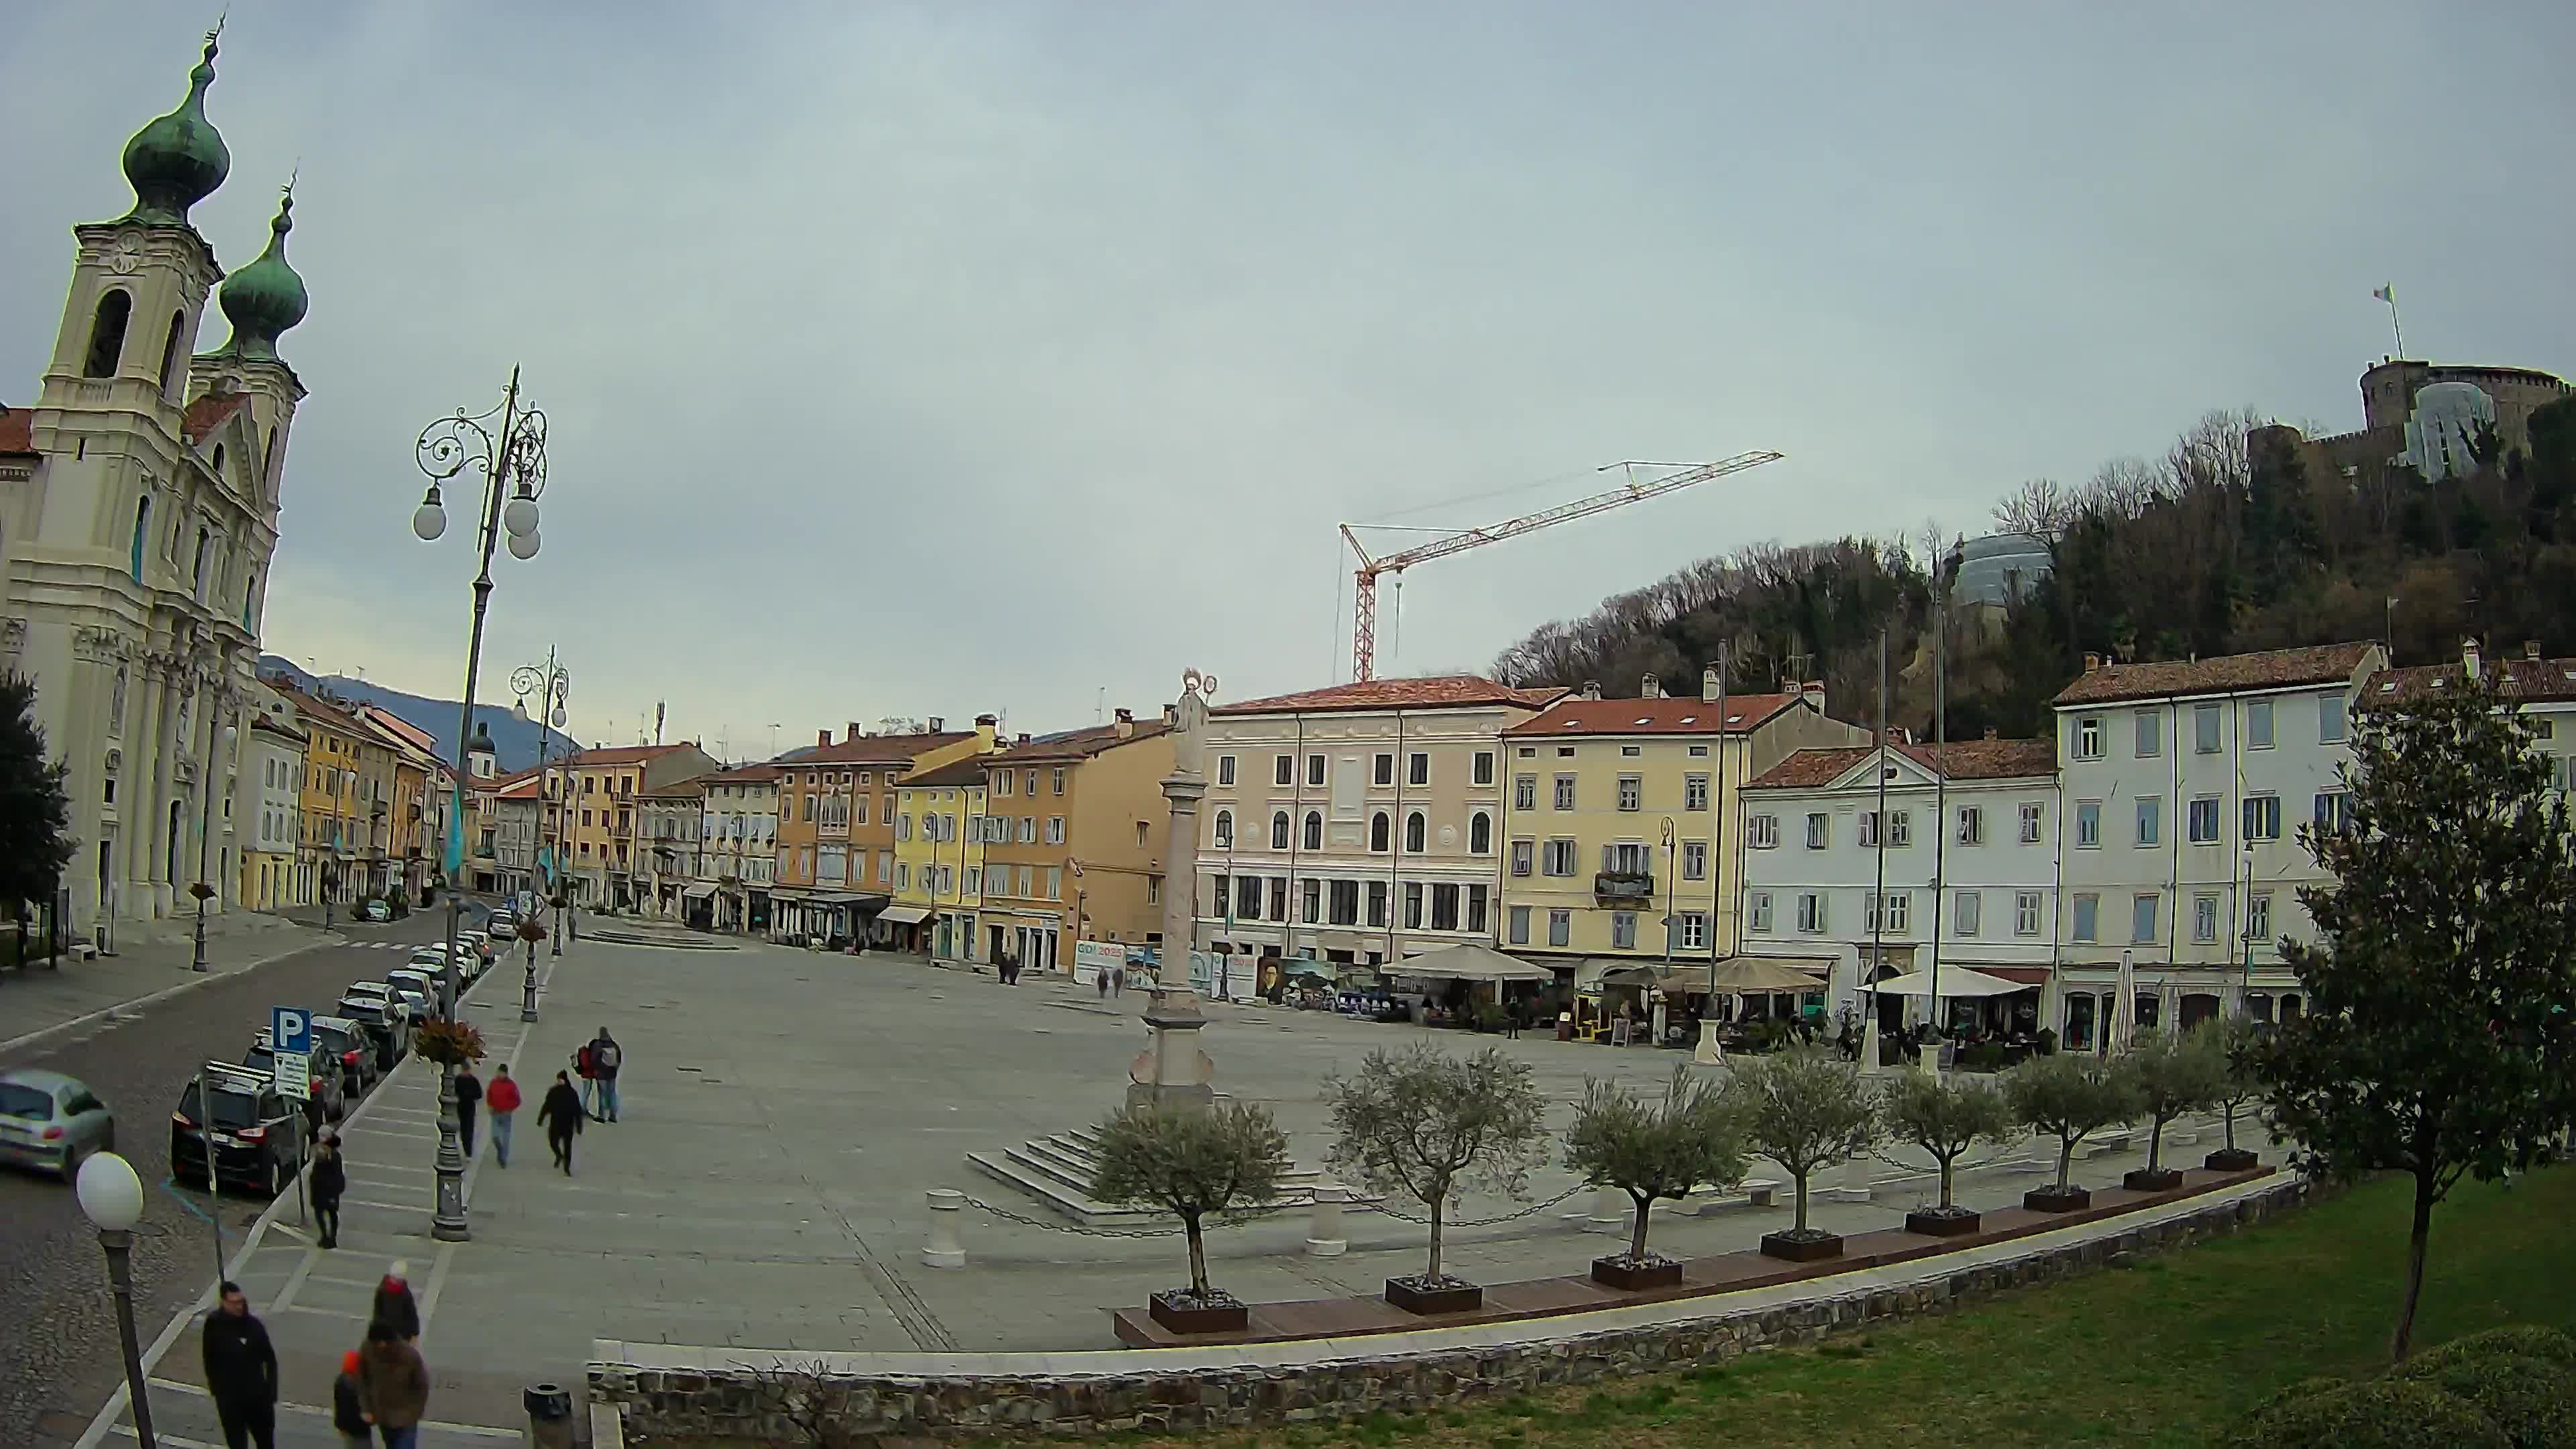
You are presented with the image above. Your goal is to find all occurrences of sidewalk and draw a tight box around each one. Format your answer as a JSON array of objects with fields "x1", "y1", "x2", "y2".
[{"x1": 0, "y1": 912, "x2": 334, "y2": 1055}]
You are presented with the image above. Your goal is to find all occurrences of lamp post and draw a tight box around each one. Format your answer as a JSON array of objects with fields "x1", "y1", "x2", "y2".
[
  {"x1": 191, "y1": 722, "x2": 239, "y2": 972},
  {"x1": 412, "y1": 368, "x2": 551, "y2": 1242},
  {"x1": 76, "y1": 1150, "x2": 157, "y2": 1449},
  {"x1": 513, "y1": 650, "x2": 570, "y2": 1014}
]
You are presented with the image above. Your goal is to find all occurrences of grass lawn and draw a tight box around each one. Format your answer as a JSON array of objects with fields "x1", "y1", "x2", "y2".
[{"x1": 1101, "y1": 1167, "x2": 2574, "y2": 1449}]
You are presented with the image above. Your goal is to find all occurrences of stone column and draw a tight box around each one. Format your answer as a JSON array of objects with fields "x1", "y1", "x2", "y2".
[{"x1": 1127, "y1": 670, "x2": 1218, "y2": 1112}]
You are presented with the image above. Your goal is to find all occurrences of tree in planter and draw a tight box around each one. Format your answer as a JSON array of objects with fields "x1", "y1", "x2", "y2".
[
  {"x1": 2200, "y1": 1016, "x2": 2266, "y2": 1169},
  {"x1": 1727, "y1": 1044, "x2": 1882, "y2": 1254},
  {"x1": 0, "y1": 674, "x2": 75, "y2": 966},
  {"x1": 1089, "y1": 1101, "x2": 1291, "y2": 1317},
  {"x1": 1324, "y1": 1043, "x2": 1549, "y2": 1299},
  {"x1": 2004, "y1": 1051, "x2": 2139, "y2": 1206},
  {"x1": 1880, "y1": 1069, "x2": 2017, "y2": 1230},
  {"x1": 2255, "y1": 665, "x2": 2576, "y2": 1362},
  {"x1": 2123, "y1": 1027, "x2": 2226, "y2": 1187},
  {"x1": 1562, "y1": 1065, "x2": 1748, "y2": 1279}
]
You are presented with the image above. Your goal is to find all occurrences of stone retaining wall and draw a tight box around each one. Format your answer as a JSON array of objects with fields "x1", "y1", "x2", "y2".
[{"x1": 595, "y1": 1177, "x2": 2308, "y2": 1444}]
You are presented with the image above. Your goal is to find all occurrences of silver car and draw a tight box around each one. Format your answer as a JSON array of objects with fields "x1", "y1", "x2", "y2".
[{"x1": 0, "y1": 1069, "x2": 115, "y2": 1180}]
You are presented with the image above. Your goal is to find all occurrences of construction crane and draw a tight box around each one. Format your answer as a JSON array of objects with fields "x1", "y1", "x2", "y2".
[{"x1": 1338, "y1": 451, "x2": 1784, "y2": 681}]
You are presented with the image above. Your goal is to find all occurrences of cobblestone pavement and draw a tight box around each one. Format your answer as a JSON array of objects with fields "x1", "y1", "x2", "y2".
[{"x1": 0, "y1": 906, "x2": 486, "y2": 1446}]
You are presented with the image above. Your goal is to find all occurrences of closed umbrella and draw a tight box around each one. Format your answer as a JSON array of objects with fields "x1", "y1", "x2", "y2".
[{"x1": 2112, "y1": 950, "x2": 2137, "y2": 1055}]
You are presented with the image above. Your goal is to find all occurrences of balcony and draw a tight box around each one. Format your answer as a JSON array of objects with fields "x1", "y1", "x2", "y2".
[{"x1": 1593, "y1": 871, "x2": 1655, "y2": 904}]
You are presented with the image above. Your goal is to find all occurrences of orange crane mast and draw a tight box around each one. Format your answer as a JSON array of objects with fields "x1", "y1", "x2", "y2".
[{"x1": 1339, "y1": 451, "x2": 1784, "y2": 682}]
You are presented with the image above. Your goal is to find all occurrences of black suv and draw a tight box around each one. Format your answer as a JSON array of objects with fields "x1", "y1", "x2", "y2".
[
  {"x1": 310, "y1": 1016, "x2": 379, "y2": 1095},
  {"x1": 170, "y1": 1064, "x2": 305, "y2": 1197}
]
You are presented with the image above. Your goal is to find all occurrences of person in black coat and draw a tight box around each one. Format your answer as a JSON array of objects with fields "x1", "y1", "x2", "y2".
[
  {"x1": 454, "y1": 1065, "x2": 484, "y2": 1157},
  {"x1": 310, "y1": 1133, "x2": 347, "y2": 1250},
  {"x1": 371, "y1": 1260, "x2": 421, "y2": 1341},
  {"x1": 201, "y1": 1281, "x2": 278, "y2": 1449},
  {"x1": 538, "y1": 1069, "x2": 584, "y2": 1173}
]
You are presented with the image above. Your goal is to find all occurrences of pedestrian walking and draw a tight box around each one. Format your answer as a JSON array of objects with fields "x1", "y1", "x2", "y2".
[
  {"x1": 202, "y1": 1281, "x2": 279, "y2": 1449},
  {"x1": 1095, "y1": 967, "x2": 1109, "y2": 999},
  {"x1": 539, "y1": 1070, "x2": 584, "y2": 1173},
  {"x1": 574, "y1": 1042, "x2": 598, "y2": 1119},
  {"x1": 453, "y1": 1063, "x2": 482, "y2": 1157},
  {"x1": 354, "y1": 1320, "x2": 431, "y2": 1449},
  {"x1": 485, "y1": 1064, "x2": 522, "y2": 1168},
  {"x1": 311, "y1": 1132, "x2": 347, "y2": 1250},
  {"x1": 333, "y1": 1348, "x2": 370, "y2": 1449},
  {"x1": 588, "y1": 1027, "x2": 623, "y2": 1122},
  {"x1": 372, "y1": 1260, "x2": 421, "y2": 1342}
]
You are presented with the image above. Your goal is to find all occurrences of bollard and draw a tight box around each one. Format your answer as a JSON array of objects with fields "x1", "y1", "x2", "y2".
[
  {"x1": 1304, "y1": 1183, "x2": 1348, "y2": 1256},
  {"x1": 922, "y1": 1188, "x2": 967, "y2": 1269},
  {"x1": 523, "y1": 1381, "x2": 574, "y2": 1449},
  {"x1": 1585, "y1": 1184, "x2": 1625, "y2": 1234}
]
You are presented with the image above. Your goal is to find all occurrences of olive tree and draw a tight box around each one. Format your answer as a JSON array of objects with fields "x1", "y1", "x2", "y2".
[
  {"x1": 2127, "y1": 1027, "x2": 2224, "y2": 1176},
  {"x1": 1324, "y1": 1044, "x2": 1549, "y2": 1286},
  {"x1": 1090, "y1": 1102, "x2": 1290, "y2": 1306},
  {"x1": 1725, "y1": 1045, "x2": 1882, "y2": 1238},
  {"x1": 2201, "y1": 1016, "x2": 2265, "y2": 1161},
  {"x1": 1880, "y1": 1069, "x2": 2017, "y2": 1215},
  {"x1": 1562, "y1": 1065, "x2": 1748, "y2": 1263},
  {"x1": 2006, "y1": 1051, "x2": 2139, "y2": 1193}
]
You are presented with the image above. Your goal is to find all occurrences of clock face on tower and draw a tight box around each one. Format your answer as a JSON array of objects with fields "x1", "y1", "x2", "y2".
[{"x1": 111, "y1": 237, "x2": 143, "y2": 275}]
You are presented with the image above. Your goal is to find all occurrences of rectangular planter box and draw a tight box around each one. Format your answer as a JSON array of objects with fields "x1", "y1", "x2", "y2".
[
  {"x1": 1383, "y1": 1278, "x2": 1483, "y2": 1316},
  {"x1": 2204, "y1": 1148, "x2": 2260, "y2": 1173},
  {"x1": 1904, "y1": 1208, "x2": 1982, "y2": 1238},
  {"x1": 1146, "y1": 1291, "x2": 1248, "y2": 1336},
  {"x1": 1759, "y1": 1231, "x2": 1845, "y2": 1263},
  {"x1": 1590, "y1": 1255, "x2": 1685, "y2": 1291},
  {"x1": 2023, "y1": 1184, "x2": 2092, "y2": 1213},
  {"x1": 2123, "y1": 1167, "x2": 2186, "y2": 1193}
]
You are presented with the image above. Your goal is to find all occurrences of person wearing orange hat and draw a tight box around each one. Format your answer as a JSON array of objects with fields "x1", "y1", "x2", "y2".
[{"x1": 332, "y1": 1348, "x2": 368, "y2": 1448}]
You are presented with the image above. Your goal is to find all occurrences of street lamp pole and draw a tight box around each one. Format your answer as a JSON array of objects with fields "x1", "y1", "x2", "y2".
[
  {"x1": 513, "y1": 651, "x2": 570, "y2": 1020},
  {"x1": 411, "y1": 368, "x2": 551, "y2": 1242},
  {"x1": 191, "y1": 720, "x2": 237, "y2": 972},
  {"x1": 76, "y1": 1150, "x2": 156, "y2": 1449}
]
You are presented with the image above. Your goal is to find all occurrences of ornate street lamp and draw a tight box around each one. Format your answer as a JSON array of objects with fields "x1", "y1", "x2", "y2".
[
  {"x1": 411, "y1": 369, "x2": 549, "y2": 1242},
  {"x1": 513, "y1": 649, "x2": 571, "y2": 1017},
  {"x1": 77, "y1": 1150, "x2": 156, "y2": 1449}
]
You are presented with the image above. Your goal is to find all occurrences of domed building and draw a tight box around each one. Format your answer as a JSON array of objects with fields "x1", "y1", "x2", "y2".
[{"x1": 0, "y1": 29, "x2": 317, "y2": 937}]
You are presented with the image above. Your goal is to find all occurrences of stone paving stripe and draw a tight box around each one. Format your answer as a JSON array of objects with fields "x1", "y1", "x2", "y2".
[
  {"x1": 279, "y1": 1303, "x2": 369, "y2": 1322},
  {"x1": 419, "y1": 1242, "x2": 459, "y2": 1347},
  {"x1": 109, "y1": 1427, "x2": 219, "y2": 1449},
  {"x1": 142, "y1": 1379, "x2": 521, "y2": 1438}
]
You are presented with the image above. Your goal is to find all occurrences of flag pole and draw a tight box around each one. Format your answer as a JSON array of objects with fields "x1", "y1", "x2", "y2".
[{"x1": 2375, "y1": 283, "x2": 2404, "y2": 359}]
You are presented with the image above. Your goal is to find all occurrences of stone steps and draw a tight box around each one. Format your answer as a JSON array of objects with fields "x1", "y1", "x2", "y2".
[{"x1": 967, "y1": 1126, "x2": 1336, "y2": 1227}]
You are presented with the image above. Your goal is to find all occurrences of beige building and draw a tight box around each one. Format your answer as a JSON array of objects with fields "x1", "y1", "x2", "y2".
[
  {"x1": 1499, "y1": 671, "x2": 1865, "y2": 982},
  {"x1": 976, "y1": 710, "x2": 1175, "y2": 973},
  {"x1": 694, "y1": 763, "x2": 780, "y2": 932},
  {"x1": 1192, "y1": 676, "x2": 1563, "y2": 973}
]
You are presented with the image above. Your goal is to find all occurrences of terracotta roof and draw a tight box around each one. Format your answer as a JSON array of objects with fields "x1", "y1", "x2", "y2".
[
  {"x1": 786, "y1": 731, "x2": 975, "y2": 765},
  {"x1": 699, "y1": 763, "x2": 782, "y2": 784},
  {"x1": 985, "y1": 720, "x2": 1172, "y2": 763},
  {"x1": 1504, "y1": 694, "x2": 1805, "y2": 737},
  {"x1": 248, "y1": 714, "x2": 306, "y2": 745},
  {"x1": 1746, "y1": 738, "x2": 2057, "y2": 791},
  {"x1": 2368, "y1": 653, "x2": 2576, "y2": 706},
  {"x1": 902, "y1": 757, "x2": 991, "y2": 790},
  {"x1": 637, "y1": 775, "x2": 711, "y2": 798},
  {"x1": 269, "y1": 683, "x2": 366, "y2": 737},
  {"x1": 2051, "y1": 643, "x2": 2378, "y2": 706},
  {"x1": 494, "y1": 774, "x2": 543, "y2": 800},
  {"x1": 566, "y1": 743, "x2": 694, "y2": 767},
  {"x1": 0, "y1": 407, "x2": 32, "y2": 456},
  {"x1": 182, "y1": 392, "x2": 251, "y2": 445},
  {"x1": 1214, "y1": 676, "x2": 1565, "y2": 716}
]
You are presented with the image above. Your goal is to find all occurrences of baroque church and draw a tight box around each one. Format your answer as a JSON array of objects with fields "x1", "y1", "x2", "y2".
[{"x1": 0, "y1": 30, "x2": 310, "y2": 936}]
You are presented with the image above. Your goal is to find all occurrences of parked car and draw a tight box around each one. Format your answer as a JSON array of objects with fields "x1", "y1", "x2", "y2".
[
  {"x1": 386, "y1": 968, "x2": 446, "y2": 1015},
  {"x1": 311, "y1": 1016, "x2": 379, "y2": 1095},
  {"x1": 170, "y1": 1064, "x2": 305, "y2": 1197},
  {"x1": 243, "y1": 1034, "x2": 345, "y2": 1122},
  {"x1": 360, "y1": 898, "x2": 392, "y2": 922},
  {"x1": 0, "y1": 1069, "x2": 115, "y2": 1181},
  {"x1": 334, "y1": 997, "x2": 407, "y2": 1073}
]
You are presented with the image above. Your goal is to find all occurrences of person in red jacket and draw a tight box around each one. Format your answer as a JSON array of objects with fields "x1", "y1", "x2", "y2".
[{"x1": 484, "y1": 1065, "x2": 523, "y2": 1168}]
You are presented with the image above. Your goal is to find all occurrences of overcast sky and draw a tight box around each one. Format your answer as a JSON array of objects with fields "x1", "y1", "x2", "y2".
[{"x1": 7, "y1": 3, "x2": 2571, "y2": 758}]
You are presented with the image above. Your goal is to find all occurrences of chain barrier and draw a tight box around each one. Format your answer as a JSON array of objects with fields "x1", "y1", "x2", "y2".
[
  {"x1": 957, "y1": 1184, "x2": 1591, "y2": 1237},
  {"x1": 1348, "y1": 1183, "x2": 1586, "y2": 1228}
]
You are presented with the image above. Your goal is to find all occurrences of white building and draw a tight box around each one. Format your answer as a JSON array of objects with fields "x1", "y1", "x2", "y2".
[
  {"x1": 237, "y1": 704, "x2": 305, "y2": 912},
  {"x1": 695, "y1": 764, "x2": 778, "y2": 932},
  {"x1": 1741, "y1": 737, "x2": 2061, "y2": 1036},
  {"x1": 1193, "y1": 676, "x2": 1561, "y2": 972},
  {"x1": 1, "y1": 35, "x2": 311, "y2": 934},
  {"x1": 637, "y1": 777, "x2": 706, "y2": 918},
  {"x1": 2050, "y1": 642, "x2": 2385, "y2": 1046}
]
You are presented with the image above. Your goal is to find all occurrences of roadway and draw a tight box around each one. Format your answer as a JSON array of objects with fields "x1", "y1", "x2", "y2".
[{"x1": 0, "y1": 908, "x2": 480, "y2": 1445}]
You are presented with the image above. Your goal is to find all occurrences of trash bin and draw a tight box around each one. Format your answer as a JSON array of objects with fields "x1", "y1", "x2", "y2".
[
  {"x1": 1556, "y1": 1012, "x2": 1574, "y2": 1042},
  {"x1": 523, "y1": 1382, "x2": 574, "y2": 1449}
]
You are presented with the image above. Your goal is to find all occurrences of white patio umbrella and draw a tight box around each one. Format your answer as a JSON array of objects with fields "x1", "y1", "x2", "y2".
[{"x1": 2111, "y1": 950, "x2": 2137, "y2": 1055}]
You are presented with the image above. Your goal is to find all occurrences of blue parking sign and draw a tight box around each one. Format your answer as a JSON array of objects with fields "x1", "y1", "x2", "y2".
[{"x1": 271, "y1": 1006, "x2": 313, "y2": 1055}]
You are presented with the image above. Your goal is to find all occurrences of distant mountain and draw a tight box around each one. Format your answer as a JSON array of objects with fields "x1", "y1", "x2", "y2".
[{"x1": 256, "y1": 655, "x2": 575, "y2": 775}]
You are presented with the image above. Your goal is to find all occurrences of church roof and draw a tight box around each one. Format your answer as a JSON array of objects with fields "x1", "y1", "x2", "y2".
[
  {"x1": 182, "y1": 392, "x2": 252, "y2": 445},
  {"x1": 0, "y1": 407, "x2": 32, "y2": 457}
]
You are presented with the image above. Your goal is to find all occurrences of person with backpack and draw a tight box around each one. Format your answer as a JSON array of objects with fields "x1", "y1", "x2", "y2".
[
  {"x1": 573, "y1": 1044, "x2": 598, "y2": 1120},
  {"x1": 333, "y1": 1348, "x2": 369, "y2": 1449},
  {"x1": 372, "y1": 1260, "x2": 421, "y2": 1342},
  {"x1": 484, "y1": 1065, "x2": 522, "y2": 1167},
  {"x1": 587, "y1": 1028, "x2": 623, "y2": 1122}
]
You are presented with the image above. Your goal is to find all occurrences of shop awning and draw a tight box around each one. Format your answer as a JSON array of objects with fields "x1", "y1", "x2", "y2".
[
  {"x1": 1866, "y1": 966, "x2": 2025, "y2": 998},
  {"x1": 1391, "y1": 942, "x2": 1554, "y2": 983},
  {"x1": 1962, "y1": 964, "x2": 2051, "y2": 986},
  {"x1": 876, "y1": 905, "x2": 932, "y2": 925},
  {"x1": 681, "y1": 883, "x2": 717, "y2": 900}
]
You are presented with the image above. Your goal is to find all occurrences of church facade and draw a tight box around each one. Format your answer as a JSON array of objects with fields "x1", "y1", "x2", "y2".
[{"x1": 0, "y1": 30, "x2": 313, "y2": 936}]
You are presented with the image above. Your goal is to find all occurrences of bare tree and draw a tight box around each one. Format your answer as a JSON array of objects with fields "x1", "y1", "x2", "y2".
[
  {"x1": 1993, "y1": 476, "x2": 2074, "y2": 545},
  {"x1": 1324, "y1": 1044, "x2": 1549, "y2": 1287}
]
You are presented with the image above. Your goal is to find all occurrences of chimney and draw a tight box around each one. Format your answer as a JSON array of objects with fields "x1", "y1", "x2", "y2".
[
  {"x1": 2527, "y1": 640, "x2": 2543, "y2": 661},
  {"x1": 1581, "y1": 680, "x2": 1602, "y2": 701},
  {"x1": 2083, "y1": 652, "x2": 2102, "y2": 673},
  {"x1": 847, "y1": 721, "x2": 864, "y2": 742},
  {"x1": 817, "y1": 729, "x2": 832, "y2": 749},
  {"x1": 1801, "y1": 679, "x2": 1827, "y2": 714},
  {"x1": 1016, "y1": 733, "x2": 1032, "y2": 746},
  {"x1": 1701, "y1": 665, "x2": 1722, "y2": 703},
  {"x1": 1640, "y1": 672, "x2": 1662, "y2": 699},
  {"x1": 2463, "y1": 637, "x2": 2481, "y2": 681},
  {"x1": 1114, "y1": 706, "x2": 1134, "y2": 738},
  {"x1": 1163, "y1": 703, "x2": 1177, "y2": 727},
  {"x1": 926, "y1": 716, "x2": 945, "y2": 733}
]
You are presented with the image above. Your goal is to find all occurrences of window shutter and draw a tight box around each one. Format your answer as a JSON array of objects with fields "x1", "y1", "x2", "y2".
[{"x1": 1600, "y1": 843, "x2": 1614, "y2": 873}]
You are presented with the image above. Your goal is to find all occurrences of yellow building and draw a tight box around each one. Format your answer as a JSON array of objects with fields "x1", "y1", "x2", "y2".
[
  {"x1": 276, "y1": 687, "x2": 372, "y2": 908},
  {"x1": 769, "y1": 716, "x2": 993, "y2": 945},
  {"x1": 1497, "y1": 672, "x2": 1864, "y2": 983},
  {"x1": 977, "y1": 710, "x2": 1173, "y2": 973},
  {"x1": 556, "y1": 743, "x2": 718, "y2": 911},
  {"x1": 890, "y1": 756, "x2": 990, "y2": 961}
]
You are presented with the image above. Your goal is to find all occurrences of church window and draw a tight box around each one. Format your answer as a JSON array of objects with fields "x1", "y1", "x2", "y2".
[
  {"x1": 211, "y1": 444, "x2": 225, "y2": 481},
  {"x1": 84, "y1": 290, "x2": 131, "y2": 378},
  {"x1": 193, "y1": 527, "x2": 211, "y2": 599},
  {"x1": 156, "y1": 311, "x2": 186, "y2": 396},
  {"x1": 129, "y1": 496, "x2": 150, "y2": 580}
]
